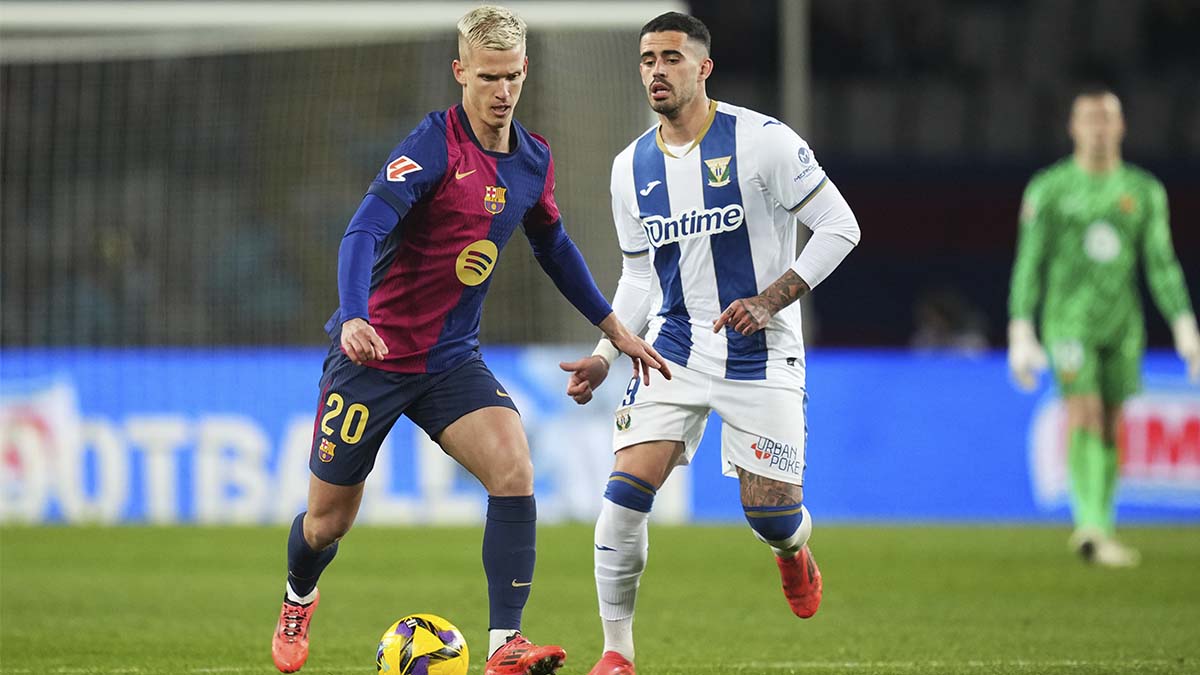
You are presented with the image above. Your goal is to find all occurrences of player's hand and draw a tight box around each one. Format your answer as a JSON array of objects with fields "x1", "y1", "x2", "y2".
[
  {"x1": 1172, "y1": 313, "x2": 1200, "y2": 384},
  {"x1": 713, "y1": 295, "x2": 774, "y2": 336},
  {"x1": 598, "y1": 314, "x2": 672, "y2": 385},
  {"x1": 1007, "y1": 318, "x2": 1048, "y2": 392},
  {"x1": 341, "y1": 317, "x2": 389, "y2": 365},
  {"x1": 558, "y1": 355, "x2": 610, "y2": 405}
]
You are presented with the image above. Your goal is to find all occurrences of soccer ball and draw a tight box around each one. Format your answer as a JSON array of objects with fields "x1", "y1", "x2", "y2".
[{"x1": 376, "y1": 613, "x2": 469, "y2": 675}]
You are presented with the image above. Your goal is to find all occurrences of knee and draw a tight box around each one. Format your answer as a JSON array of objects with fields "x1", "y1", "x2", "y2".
[
  {"x1": 304, "y1": 510, "x2": 354, "y2": 550},
  {"x1": 603, "y1": 471, "x2": 657, "y2": 513},
  {"x1": 486, "y1": 455, "x2": 534, "y2": 496},
  {"x1": 744, "y1": 503, "x2": 810, "y2": 545},
  {"x1": 1066, "y1": 397, "x2": 1104, "y2": 434}
]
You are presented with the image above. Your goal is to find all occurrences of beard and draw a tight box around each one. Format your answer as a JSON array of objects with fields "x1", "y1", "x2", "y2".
[
  {"x1": 648, "y1": 86, "x2": 691, "y2": 119},
  {"x1": 650, "y1": 98, "x2": 681, "y2": 117}
]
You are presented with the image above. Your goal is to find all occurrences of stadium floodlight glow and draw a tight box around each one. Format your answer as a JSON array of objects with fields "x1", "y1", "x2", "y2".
[{"x1": 0, "y1": 1, "x2": 689, "y2": 63}]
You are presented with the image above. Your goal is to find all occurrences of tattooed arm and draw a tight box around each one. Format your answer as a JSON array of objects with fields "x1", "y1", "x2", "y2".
[{"x1": 713, "y1": 270, "x2": 811, "y2": 336}]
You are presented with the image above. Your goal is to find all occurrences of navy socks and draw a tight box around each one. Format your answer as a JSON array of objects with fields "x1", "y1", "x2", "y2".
[
  {"x1": 286, "y1": 511, "x2": 338, "y2": 600},
  {"x1": 482, "y1": 495, "x2": 537, "y2": 630}
]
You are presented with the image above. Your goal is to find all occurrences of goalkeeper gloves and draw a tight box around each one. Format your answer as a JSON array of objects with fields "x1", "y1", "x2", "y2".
[
  {"x1": 1173, "y1": 313, "x2": 1200, "y2": 384},
  {"x1": 1007, "y1": 318, "x2": 1048, "y2": 392}
]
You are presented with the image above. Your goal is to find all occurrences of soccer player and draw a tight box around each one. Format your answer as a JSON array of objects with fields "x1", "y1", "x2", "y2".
[
  {"x1": 1007, "y1": 87, "x2": 1199, "y2": 567},
  {"x1": 558, "y1": 13, "x2": 860, "y2": 674},
  {"x1": 270, "y1": 6, "x2": 670, "y2": 674}
]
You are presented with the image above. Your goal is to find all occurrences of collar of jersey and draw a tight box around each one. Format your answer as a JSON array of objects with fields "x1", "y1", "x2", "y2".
[
  {"x1": 655, "y1": 99, "x2": 718, "y2": 158},
  {"x1": 454, "y1": 104, "x2": 521, "y2": 159}
]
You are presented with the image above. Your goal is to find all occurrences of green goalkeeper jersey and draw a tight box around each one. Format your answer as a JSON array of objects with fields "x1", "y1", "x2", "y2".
[{"x1": 1009, "y1": 157, "x2": 1193, "y2": 345}]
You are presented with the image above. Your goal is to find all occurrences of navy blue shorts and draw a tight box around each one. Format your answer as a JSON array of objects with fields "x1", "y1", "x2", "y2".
[{"x1": 308, "y1": 347, "x2": 519, "y2": 486}]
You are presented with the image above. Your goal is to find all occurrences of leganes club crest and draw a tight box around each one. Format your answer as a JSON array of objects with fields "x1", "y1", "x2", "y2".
[{"x1": 704, "y1": 155, "x2": 732, "y2": 187}]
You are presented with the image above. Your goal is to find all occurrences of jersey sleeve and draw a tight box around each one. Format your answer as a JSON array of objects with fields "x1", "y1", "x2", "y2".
[
  {"x1": 756, "y1": 121, "x2": 829, "y2": 212},
  {"x1": 1142, "y1": 179, "x2": 1194, "y2": 322},
  {"x1": 523, "y1": 151, "x2": 562, "y2": 234},
  {"x1": 365, "y1": 114, "x2": 448, "y2": 218},
  {"x1": 611, "y1": 153, "x2": 649, "y2": 257},
  {"x1": 1008, "y1": 175, "x2": 1050, "y2": 320}
]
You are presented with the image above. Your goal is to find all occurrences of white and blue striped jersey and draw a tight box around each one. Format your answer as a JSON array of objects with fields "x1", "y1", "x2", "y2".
[{"x1": 611, "y1": 100, "x2": 847, "y2": 382}]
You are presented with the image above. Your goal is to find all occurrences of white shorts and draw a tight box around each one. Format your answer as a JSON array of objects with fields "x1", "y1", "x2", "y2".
[{"x1": 611, "y1": 362, "x2": 807, "y2": 485}]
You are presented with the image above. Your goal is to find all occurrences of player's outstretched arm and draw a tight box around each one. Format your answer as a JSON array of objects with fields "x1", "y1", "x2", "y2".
[
  {"x1": 558, "y1": 315, "x2": 671, "y2": 405},
  {"x1": 599, "y1": 313, "x2": 672, "y2": 385},
  {"x1": 559, "y1": 250, "x2": 657, "y2": 404},
  {"x1": 558, "y1": 353, "x2": 610, "y2": 405}
]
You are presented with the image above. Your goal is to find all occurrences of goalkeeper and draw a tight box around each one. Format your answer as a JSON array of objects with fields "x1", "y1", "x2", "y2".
[{"x1": 1007, "y1": 87, "x2": 1199, "y2": 567}]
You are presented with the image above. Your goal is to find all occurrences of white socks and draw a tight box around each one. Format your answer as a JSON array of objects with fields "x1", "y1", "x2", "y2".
[
  {"x1": 594, "y1": 498, "x2": 650, "y2": 660},
  {"x1": 285, "y1": 581, "x2": 318, "y2": 606},
  {"x1": 488, "y1": 628, "x2": 520, "y2": 658}
]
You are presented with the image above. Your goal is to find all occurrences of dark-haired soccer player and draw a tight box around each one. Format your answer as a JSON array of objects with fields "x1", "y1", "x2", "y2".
[
  {"x1": 1008, "y1": 87, "x2": 1198, "y2": 567},
  {"x1": 559, "y1": 12, "x2": 860, "y2": 675},
  {"x1": 270, "y1": 6, "x2": 670, "y2": 675}
]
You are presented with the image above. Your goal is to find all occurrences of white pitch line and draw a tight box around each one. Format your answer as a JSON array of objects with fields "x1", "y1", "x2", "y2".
[
  {"x1": 0, "y1": 661, "x2": 1184, "y2": 674},
  {"x1": 701, "y1": 660, "x2": 1179, "y2": 670}
]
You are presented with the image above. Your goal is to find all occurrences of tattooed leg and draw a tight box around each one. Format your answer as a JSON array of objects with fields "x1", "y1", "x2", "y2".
[{"x1": 738, "y1": 467, "x2": 810, "y2": 556}]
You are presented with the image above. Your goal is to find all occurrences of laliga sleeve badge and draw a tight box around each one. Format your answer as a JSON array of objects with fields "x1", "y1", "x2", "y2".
[{"x1": 386, "y1": 155, "x2": 422, "y2": 182}]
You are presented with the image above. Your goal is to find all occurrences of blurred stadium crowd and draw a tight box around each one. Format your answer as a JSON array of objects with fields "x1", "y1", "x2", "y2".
[{"x1": 2, "y1": 0, "x2": 1197, "y2": 349}]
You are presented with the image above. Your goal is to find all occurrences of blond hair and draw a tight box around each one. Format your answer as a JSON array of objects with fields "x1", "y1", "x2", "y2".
[{"x1": 457, "y1": 5, "x2": 527, "y2": 54}]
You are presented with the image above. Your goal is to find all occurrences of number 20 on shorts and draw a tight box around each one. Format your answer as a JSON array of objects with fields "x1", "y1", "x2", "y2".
[{"x1": 320, "y1": 392, "x2": 370, "y2": 444}]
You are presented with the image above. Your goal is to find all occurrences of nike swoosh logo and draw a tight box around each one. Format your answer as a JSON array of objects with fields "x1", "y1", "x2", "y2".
[
  {"x1": 595, "y1": 544, "x2": 616, "y2": 551},
  {"x1": 639, "y1": 180, "x2": 661, "y2": 196},
  {"x1": 455, "y1": 169, "x2": 476, "y2": 180},
  {"x1": 511, "y1": 580, "x2": 533, "y2": 587},
  {"x1": 496, "y1": 389, "x2": 510, "y2": 398},
  {"x1": 763, "y1": 119, "x2": 782, "y2": 127}
]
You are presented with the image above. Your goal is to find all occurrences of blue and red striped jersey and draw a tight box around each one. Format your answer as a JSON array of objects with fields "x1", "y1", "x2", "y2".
[{"x1": 325, "y1": 105, "x2": 564, "y2": 373}]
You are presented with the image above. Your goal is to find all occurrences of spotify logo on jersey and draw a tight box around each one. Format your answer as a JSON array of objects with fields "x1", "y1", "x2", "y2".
[
  {"x1": 456, "y1": 239, "x2": 499, "y2": 286},
  {"x1": 1084, "y1": 221, "x2": 1121, "y2": 263}
]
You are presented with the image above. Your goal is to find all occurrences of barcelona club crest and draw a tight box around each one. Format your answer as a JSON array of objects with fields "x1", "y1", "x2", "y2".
[
  {"x1": 484, "y1": 185, "x2": 507, "y2": 215},
  {"x1": 318, "y1": 438, "x2": 336, "y2": 463},
  {"x1": 704, "y1": 155, "x2": 732, "y2": 187}
]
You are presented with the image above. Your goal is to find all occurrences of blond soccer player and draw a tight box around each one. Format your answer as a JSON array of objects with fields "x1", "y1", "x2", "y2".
[{"x1": 270, "y1": 6, "x2": 668, "y2": 674}]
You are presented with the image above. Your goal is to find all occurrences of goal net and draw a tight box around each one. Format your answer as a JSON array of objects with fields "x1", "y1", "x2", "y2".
[{"x1": 1, "y1": 1, "x2": 682, "y2": 348}]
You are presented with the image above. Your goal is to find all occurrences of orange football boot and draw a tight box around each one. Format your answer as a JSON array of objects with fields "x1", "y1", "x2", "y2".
[
  {"x1": 777, "y1": 545, "x2": 822, "y2": 618},
  {"x1": 271, "y1": 591, "x2": 319, "y2": 673},
  {"x1": 587, "y1": 650, "x2": 636, "y2": 675},
  {"x1": 485, "y1": 634, "x2": 566, "y2": 675}
]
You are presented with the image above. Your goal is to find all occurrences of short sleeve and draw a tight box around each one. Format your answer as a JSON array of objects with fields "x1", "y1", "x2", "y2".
[
  {"x1": 756, "y1": 121, "x2": 829, "y2": 212},
  {"x1": 611, "y1": 153, "x2": 649, "y2": 256},
  {"x1": 366, "y1": 113, "x2": 449, "y2": 218}
]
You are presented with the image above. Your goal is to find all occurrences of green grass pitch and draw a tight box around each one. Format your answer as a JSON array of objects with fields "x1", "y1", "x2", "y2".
[{"x1": 2, "y1": 525, "x2": 1198, "y2": 674}]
